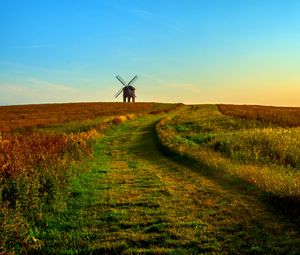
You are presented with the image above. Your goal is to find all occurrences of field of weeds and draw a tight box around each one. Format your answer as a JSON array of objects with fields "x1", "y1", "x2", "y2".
[
  {"x1": 157, "y1": 104, "x2": 300, "y2": 199},
  {"x1": 0, "y1": 102, "x2": 178, "y2": 254}
]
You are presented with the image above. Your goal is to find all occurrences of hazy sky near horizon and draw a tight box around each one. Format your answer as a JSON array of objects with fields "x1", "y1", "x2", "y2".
[{"x1": 1, "y1": 0, "x2": 300, "y2": 106}]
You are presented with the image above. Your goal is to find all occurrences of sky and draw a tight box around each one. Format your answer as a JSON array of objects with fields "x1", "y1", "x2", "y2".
[{"x1": 1, "y1": 0, "x2": 300, "y2": 106}]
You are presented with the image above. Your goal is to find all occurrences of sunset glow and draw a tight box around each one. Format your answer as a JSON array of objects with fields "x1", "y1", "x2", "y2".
[{"x1": 1, "y1": 0, "x2": 300, "y2": 106}]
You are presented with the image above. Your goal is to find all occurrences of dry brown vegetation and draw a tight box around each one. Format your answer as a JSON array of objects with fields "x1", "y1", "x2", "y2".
[
  {"x1": 0, "y1": 102, "x2": 179, "y2": 132},
  {"x1": 1, "y1": 130, "x2": 96, "y2": 251},
  {"x1": 218, "y1": 104, "x2": 300, "y2": 127}
]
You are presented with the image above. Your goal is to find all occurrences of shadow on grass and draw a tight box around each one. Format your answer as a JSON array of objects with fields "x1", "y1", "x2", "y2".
[
  {"x1": 35, "y1": 118, "x2": 300, "y2": 254},
  {"x1": 132, "y1": 121, "x2": 300, "y2": 233}
]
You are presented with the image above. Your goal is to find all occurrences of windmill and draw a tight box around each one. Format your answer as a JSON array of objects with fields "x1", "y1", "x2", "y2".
[{"x1": 114, "y1": 75, "x2": 138, "y2": 102}]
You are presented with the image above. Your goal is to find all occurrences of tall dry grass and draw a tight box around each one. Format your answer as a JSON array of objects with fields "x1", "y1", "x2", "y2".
[
  {"x1": 218, "y1": 104, "x2": 300, "y2": 127},
  {"x1": 216, "y1": 127, "x2": 300, "y2": 168},
  {"x1": 156, "y1": 105, "x2": 300, "y2": 200}
]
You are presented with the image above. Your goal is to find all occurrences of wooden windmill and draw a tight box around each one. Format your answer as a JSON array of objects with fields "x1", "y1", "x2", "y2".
[{"x1": 114, "y1": 75, "x2": 138, "y2": 102}]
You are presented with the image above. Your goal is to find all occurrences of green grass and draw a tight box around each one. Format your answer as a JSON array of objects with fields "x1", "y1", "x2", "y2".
[
  {"x1": 1, "y1": 103, "x2": 182, "y2": 254},
  {"x1": 2, "y1": 104, "x2": 300, "y2": 254},
  {"x1": 31, "y1": 112, "x2": 300, "y2": 254}
]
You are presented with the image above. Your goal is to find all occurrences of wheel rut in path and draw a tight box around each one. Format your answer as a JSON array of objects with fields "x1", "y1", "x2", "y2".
[
  {"x1": 40, "y1": 114, "x2": 300, "y2": 254},
  {"x1": 97, "y1": 115, "x2": 300, "y2": 254}
]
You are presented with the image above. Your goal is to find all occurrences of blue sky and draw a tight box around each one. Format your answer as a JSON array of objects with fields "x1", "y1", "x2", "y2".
[{"x1": 1, "y1": 0, "x2": 300, "y2": 105}]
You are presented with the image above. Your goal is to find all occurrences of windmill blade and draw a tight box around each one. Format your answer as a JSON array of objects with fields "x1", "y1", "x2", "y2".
[
  {"x1": 114, "y1": 87, "x2": 123, "y2": 98},
  {"x1": 127, "y1": 75, "x2": 138, "y2": 86},
  {"x1": 116, "y1": 75, "x2": 127, "y2": 86}
]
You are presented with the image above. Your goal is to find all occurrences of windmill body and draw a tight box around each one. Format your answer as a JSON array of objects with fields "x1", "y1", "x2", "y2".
[
  {"x1": 123, "y1": 85, "x2": 136, "y2": 102},
  {"x1": 114, "y1": 75, "x2": 138, "y2": 102}
]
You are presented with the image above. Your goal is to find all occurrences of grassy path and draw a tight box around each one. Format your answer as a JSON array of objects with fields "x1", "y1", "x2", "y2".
[{"x1": 40, "y1": 114, "x2": 300, "y2": 254}]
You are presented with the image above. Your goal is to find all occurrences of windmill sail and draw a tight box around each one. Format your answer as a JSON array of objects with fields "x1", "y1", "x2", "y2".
[
  {"x1": 127, "y1": 75, "x2": 138, "y2": 86},
  {"x1": 114, "y1": 87, "x2": 123, "y2": 98},
  {"x1": 116, "y1": 75, "x2": 127, "y2": 86}
]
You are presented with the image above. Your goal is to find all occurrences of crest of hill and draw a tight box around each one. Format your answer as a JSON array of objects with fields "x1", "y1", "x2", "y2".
[{"x1": 0, "y1": 102, "x2": 181, "y2": 132}]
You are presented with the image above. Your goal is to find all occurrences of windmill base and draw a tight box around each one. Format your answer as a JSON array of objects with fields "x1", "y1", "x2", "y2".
[{"x1": 123, "y1": 96, "x2": 135, "y2": 103}]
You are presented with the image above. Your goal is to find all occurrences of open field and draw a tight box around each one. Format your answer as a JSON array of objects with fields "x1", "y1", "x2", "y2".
[
  {"x1": 218, "y1": 104, "x2": 300, "y2": 127},
  {"x1": 1, "y1": 103, "x2": 300, "y2": 254}
]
